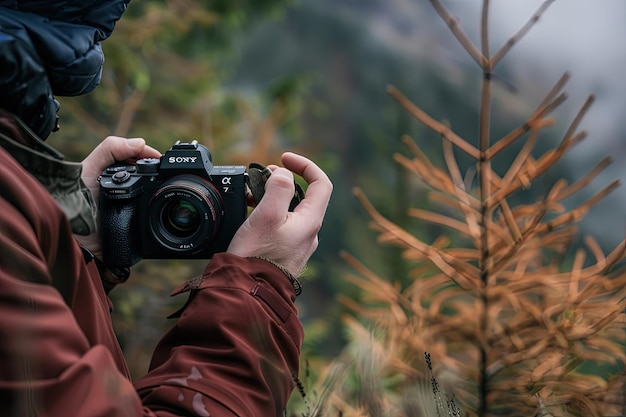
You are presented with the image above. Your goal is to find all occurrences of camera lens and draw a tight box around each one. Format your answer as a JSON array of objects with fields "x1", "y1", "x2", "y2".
[
  {"x1": 148, "y1": 175, "x2": 223, "y2": 254},
  {"x1": 163, "y1": 200, "x2": 200, "y2": 236}
]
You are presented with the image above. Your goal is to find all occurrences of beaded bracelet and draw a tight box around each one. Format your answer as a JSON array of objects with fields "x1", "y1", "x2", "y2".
[{"x1": 248, "y1": 256, "x2": 302, "y2": 296}]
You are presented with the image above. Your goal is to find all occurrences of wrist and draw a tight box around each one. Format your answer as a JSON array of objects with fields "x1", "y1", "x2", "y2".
[
  {"x1": 80, "y1": 246, "x2": 130, "y2": 294},
  {"x1": 247, "y1": 256, "x2": 302, "y2": 296}
]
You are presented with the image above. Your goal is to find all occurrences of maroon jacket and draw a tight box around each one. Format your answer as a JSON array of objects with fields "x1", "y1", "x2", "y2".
[{"x1": 0, "y1": 123, "x2": 304, "y2": 416}]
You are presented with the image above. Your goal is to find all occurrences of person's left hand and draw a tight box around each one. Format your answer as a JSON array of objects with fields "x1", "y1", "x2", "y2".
[
  {"x1": 77, "y1": 136, "x2": 161, "y2": 260},
  {"x1": 227, "y1": 152, "x2": 332, "y2": 278}
]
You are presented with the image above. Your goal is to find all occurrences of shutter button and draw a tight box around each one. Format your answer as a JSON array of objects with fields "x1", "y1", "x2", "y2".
[{"x1": 112, "y1": 170, "x2": 131, "y2": 183}]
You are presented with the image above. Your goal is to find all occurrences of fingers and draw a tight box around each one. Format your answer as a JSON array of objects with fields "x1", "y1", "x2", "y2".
[
  {"x1": 247, "y1": 167, "x2": 295, "y2": 228},
  {"x1": 281, "y1": 152, "x2": 332, "y2": 217},
  {"x1": 85, "y1": 136, "x2": 161, "y2": 167},
  {"x1": 81, "y1": 136, "x2": 162, "y2": 180},
  {"x1": 226, "y1": 152, "x2": 332, "y2": 277}
]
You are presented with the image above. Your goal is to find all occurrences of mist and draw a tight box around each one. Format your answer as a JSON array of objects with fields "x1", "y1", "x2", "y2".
[{"x1": 441, "y1": 0, "x2": 626, "y2": 247}]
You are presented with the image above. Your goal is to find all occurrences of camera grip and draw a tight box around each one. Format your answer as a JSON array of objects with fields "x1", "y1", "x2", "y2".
[{"x1": 100, "y1": 200, "x2": 141, "y2": 268}]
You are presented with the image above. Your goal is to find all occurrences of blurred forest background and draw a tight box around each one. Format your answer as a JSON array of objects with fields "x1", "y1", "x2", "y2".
[{"x1": 47, "y1": 0, "x2": 625, "y2": 396}]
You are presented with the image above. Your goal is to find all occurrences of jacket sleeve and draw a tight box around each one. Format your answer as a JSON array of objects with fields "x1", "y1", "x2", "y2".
[
  {"x1": 134, "y1": 253, "x2": 304, "y2": 417},
  {"x1": 0, "y1": 195, "x2": 302, "y2": 417},
  {"x1": 1, "y1": 141, "x2": 304, "y2": 416},
  {"x1": 0, "y1": 145, "x2": 145, "y2": 416}
]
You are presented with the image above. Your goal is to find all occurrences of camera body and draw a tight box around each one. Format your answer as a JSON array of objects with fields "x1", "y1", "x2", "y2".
[{"x1": 99, "y1": 140, "x2": 247, "y2": 268}]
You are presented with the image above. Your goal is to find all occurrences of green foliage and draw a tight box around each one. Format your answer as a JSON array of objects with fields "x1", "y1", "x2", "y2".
[
  {"x1": 48, "y1": 0, "x2": 307, "y2": 378},
  {"x1": 49, "y1": 0, "x2": 296, "y2": 159},
  {"x1": 50, "y1": 0, "x2": 623, "y2": 412}
]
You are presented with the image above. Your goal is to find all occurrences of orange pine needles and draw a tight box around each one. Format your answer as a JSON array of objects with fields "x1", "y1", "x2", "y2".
[{"x1": 335, "y1": 1, "x2": 625, "y2": 416}]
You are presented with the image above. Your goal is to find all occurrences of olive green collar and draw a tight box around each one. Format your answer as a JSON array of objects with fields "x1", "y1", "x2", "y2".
[{"x1": 0, "y1": 115, "x2": 97, "y2": 235}]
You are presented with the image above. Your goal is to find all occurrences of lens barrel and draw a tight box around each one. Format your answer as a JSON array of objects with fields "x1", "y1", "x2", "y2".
[{"x1": 148, "y1": 175, "x2": 223, "y2": 254}]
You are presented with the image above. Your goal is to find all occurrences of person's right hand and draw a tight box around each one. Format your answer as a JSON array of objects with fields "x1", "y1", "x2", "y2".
[
  {"x1": 77, "y1": 136, "x2": 161, "y2": 261},
  {"x1": 227, "y1": 152, "x2": 333, "y2": 278}
]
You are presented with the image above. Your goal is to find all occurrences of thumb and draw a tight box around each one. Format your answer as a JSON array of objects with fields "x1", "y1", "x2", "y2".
[{"x1": 247, "y1": 168, "x2": 295, "y2": 227}]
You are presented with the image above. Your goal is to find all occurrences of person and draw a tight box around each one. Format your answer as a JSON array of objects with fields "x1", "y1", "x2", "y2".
[{"x1": 0, "y1": 1, "x2": 332, "y2": 416}]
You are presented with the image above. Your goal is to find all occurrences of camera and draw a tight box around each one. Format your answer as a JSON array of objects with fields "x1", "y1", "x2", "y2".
[{"x1": 99, "y1": 140, "x2": 247, "y2": 268}]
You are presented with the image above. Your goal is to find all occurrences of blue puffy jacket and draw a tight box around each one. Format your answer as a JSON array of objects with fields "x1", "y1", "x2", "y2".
[{"x1": 0, "y1": 0, "x2": 130, "y2": 138}]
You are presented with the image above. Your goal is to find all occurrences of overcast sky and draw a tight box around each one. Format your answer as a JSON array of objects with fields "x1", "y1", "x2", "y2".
[
  {"x1": 489, "y1": 0, "x2": 626, "y2": 144},
  {"x1": 446, "y1": 0, "x2": 626, "y2": 143},
  {"x1": 445, "y1": 0, "x2": 626, "y2": 247}
]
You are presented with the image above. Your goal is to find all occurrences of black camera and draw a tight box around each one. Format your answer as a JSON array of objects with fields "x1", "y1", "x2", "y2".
[{"x1": 99, "y1": 140, "x2": 247, "y2": 268}]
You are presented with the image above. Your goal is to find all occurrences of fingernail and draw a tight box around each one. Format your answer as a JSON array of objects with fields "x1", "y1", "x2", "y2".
[{"x1": 127, "y1": 138, "x2": 145, "y2": 148}]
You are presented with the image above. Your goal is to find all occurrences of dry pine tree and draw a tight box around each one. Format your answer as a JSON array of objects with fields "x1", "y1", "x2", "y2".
[{"x1": 306, "y1": 1, "x2": 626, "y2": 416}]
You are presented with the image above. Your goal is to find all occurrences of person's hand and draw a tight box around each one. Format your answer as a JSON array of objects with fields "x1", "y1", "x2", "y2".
[
  {"x1": 227, "y1": 152, "x2": 333, "y2": 277},
  {"x1": 81, "y1": 136, "x2": 162, "y2": 195},
  {"x1": 77, "y1": 136, "x2": 161, "y2": 260}
]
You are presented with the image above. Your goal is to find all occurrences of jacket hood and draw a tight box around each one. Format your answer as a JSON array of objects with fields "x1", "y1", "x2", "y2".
[{"x1": 0, "y1": 0, "x2": 130, "y2": 139}]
